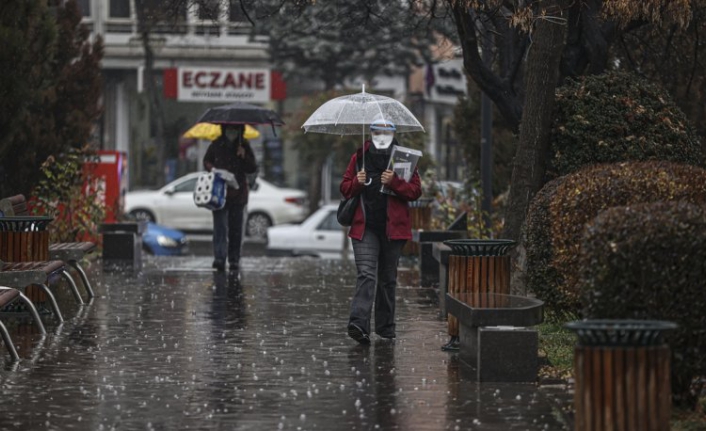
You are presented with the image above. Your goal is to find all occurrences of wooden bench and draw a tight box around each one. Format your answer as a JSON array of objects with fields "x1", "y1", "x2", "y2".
[
  {"x1": 0, "y1": 194, "x2": 95, "y2": 300},
  {"x1": 48, "y1": 242, "x2": 96, "y2": 298},
  {"x1": 0, "y1": 260, "x2": 69, "y2": 323},
  {"x1": 0, "y1": 286, "x2": 46, "y2": 361}
]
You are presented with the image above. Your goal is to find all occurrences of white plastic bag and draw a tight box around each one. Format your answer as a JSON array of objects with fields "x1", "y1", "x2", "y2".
[{"x1": 212, "y1": 168, "x2": 239, "y2": 189}]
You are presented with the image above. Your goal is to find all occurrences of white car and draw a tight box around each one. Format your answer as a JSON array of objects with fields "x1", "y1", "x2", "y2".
[
  {"x1": 266, "y1": 204, "x2": 351, "y2": 259},
  {"x1": 124, "y1": 172, "x2": 307, "y2": 238}
]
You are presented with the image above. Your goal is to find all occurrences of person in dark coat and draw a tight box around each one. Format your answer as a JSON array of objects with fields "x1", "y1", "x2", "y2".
[
  {"x1": 203, "y1": 124, "x2": 258, "y2": 272},
  {"x1": 339, "y1": 117, "x2": 422, "y2": 344}
]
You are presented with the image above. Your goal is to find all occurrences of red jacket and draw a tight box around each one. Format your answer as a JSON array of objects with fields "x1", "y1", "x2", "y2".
[{"x1": 340, "y1": 142, "x2": 422, "y2": 241}]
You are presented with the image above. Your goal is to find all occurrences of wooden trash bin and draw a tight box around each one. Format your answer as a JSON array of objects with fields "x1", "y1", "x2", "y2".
[
  {"x1": 0, "y1": 216, "x2": 54, "y2": 304},
  {"x1": 404, "y1": 198, "x2": 433, "y2": 256},
  {"x1": 442, "y1": 239, "x2": 515, "y2": 350},
  {"x1": 565, "y1": 320, "x2": 677, "y2": 431}
]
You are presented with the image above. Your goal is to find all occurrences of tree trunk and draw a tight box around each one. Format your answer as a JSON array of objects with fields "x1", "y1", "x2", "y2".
[
  {"x1": 450, "y1": 4, "x2": 523, "y2": 131},
  {"x1": 502, "y1": 1, "x2": 567, "y2": 291}
]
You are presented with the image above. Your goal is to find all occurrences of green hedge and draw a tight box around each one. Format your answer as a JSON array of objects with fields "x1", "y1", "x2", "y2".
[
  {"x1": 579, "y1": 201, "x2": 706, "y2": 409},
  {"x1": 525, "y1": 161, "x2": 706, "y2": 317},
  {"x1": 549, "y1": 71, "x2": 703, "y2": 179}
]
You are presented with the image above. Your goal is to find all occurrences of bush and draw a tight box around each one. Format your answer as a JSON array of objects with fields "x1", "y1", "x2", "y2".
[
  {"x1": 525, "y1": 161, "x2": 706, "y2": 317},
  {"x1": 549, "y1": 71, "x2": 703, "y2": 179},
  {"x1": 420, "y1": 168, "x2": 499, "y2": 237},
  {"x1": 579, "y1": 201, "x2": 706, "y2": 410},
  {"x1": 31, "y1": 146, "x2": 105, "y2": 243}
]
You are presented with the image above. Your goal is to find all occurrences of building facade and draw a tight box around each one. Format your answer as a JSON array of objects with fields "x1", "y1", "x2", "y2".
[{"x1": 76, "y1": 0, "x2": 468, "y2": 192}]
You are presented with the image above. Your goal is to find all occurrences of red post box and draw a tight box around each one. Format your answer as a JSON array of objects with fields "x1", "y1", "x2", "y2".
[{"x1": 84, "y1": 150, "x2": 128, "y2": 223}]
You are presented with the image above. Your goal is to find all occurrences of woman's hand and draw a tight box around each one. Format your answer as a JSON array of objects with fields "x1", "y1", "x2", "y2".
[
  {"x1": 356, "y1": 169, "x2": 367, "y2": 184},
  {"x1": 381, "y1": 169, "x2": 394, "y2": 185}
]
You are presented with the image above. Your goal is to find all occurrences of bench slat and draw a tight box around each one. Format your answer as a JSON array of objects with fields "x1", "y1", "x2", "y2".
[
  {"x1": 2, "y1": 260, "x2": 65, "y2": 274},
  {"x1": 0, "y1": 289, "x2": 20, "y2": 308}
]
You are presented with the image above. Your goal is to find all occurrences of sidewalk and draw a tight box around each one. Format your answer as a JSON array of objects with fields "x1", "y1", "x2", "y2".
[{"x1": 0, "y1": 254, "x2": 572, "y2": 430}]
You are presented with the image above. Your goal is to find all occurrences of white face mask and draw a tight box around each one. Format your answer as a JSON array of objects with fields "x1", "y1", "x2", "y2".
[{"x1": 372, "y1": 134, "x2": 394, "y2": 150}]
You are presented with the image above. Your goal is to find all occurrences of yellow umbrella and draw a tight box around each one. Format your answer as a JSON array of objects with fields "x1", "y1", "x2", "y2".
[{"x1": 183, "y1": 122, "x2": 260, "y2": 141}]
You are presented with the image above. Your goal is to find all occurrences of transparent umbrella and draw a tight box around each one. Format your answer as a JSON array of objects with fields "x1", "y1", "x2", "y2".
[
  {"x1": 302, "y1": 85, "x2": 424, "y2": 135},
  {"x1": 301, "y1": 85, "x2": 424, "y2": 171}
]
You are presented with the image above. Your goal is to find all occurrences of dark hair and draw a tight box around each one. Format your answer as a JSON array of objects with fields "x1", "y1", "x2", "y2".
[{"x1": 221, "y1": 124, "x2": 244, "y2": 133}]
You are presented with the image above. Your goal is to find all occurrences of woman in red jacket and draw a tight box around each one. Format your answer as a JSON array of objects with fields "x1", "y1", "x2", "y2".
[{"x1": 340, "y1": 118, "x2": 422, "y2": 344}]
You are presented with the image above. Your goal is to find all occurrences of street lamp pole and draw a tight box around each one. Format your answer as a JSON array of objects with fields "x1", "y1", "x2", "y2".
[{"x1": 480, "y1": 31, "x2": 493, "y2": 233}]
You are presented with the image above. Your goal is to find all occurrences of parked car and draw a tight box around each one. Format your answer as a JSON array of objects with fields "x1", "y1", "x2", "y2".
[
  {"x1": 124, "y1": 173, "x2": 307, "y2": 238},
  {"x1": 143, "y1": 222, "x2": 189, "y2": 256},
  {"x1": 266, "y1": 204, "x2": 351, "y2": 259}
]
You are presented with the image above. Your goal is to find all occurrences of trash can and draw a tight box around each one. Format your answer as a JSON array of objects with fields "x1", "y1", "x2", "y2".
[
  {"x1": 404, "y1": 198, "x2": 433, "y2": 257},
  {"x1": 409, "y1": 198, "x2": 433, "y2": 230},
  {"x1": 99, "y1": 221, "x2": 147, "y2": 271},
  {"x1": 565, "y1": 319, "x2": 677, "y2": 431},
  {"x1": 441, "y1": 239, "x2": 515, "y2": 350},
  {"x1": 0, "y1": 216, "x2": 53, "y2": 303}
]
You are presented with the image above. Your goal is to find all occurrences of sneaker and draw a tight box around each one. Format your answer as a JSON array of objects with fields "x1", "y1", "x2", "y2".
[
  {"x1": 212, "y1": 260, "x2": 225, "y2": 271},
  {"x1": 228, "y1": 262, "x2": 239, "y2": 272},
  {"x1": 347, "y1": 324, "x2": 370, "y2": 345},
  {"x1": 375, "y1": 331, "x2": 396, "y2": 340}
]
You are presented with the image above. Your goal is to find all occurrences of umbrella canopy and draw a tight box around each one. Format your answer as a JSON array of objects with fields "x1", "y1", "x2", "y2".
[
  {"x1": 183, "y1": 123, "x2": 260, "y2": 141},
  {"x1": 197, "y1": 102, "x2": 285, "y2": 127},
  {"x1": 301, "y1": 87, "x2": 424, "y2": 135}
]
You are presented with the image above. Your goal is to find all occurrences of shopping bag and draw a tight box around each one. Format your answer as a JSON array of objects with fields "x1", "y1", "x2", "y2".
[{"x1": 193, "y1": 172, "x2": 227, "y2": 210}]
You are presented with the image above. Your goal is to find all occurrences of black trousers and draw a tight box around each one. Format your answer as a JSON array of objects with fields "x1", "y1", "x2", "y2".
[
  {"x1": 349, "y1": 229, "x2": 406, "y2": 336},
  {"x1": 212, "y1": 200, "x2": 246, "y2": 266}
]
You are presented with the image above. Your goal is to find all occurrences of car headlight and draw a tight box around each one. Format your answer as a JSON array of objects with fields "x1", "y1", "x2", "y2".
[{"x1": 156, "y1": 235, "x2": 179, "y2": 248}]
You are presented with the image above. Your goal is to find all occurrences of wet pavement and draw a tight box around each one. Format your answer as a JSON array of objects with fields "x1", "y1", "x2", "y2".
[{"x1": 0, "y1": 251, "x2": 571, "y2": 430}]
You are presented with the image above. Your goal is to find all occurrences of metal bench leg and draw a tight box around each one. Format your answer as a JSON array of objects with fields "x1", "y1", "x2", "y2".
[
  {"x1": 36, "y1": 284, "x2": 63, "y2": 323},
  {"x1": 69, "y1": 260, "x2": 94, "y2": 299},
  {"x1": 0, "y1": 320, "x2": 20, "y2": 361},
  {"x1": 60, "y1": 270, "x2": 84, "y2": 305},
  {"x1": 17, "y1": 292, "x2": 46, "y2": 336}
]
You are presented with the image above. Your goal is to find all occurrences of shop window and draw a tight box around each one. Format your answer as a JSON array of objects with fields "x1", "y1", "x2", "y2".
[{"x1": 109, "y1": 0, "x2": 130, "y2": 18}]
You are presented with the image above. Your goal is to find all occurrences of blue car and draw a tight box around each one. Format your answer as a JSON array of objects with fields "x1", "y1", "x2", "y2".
[{"x1": 143, "y1": 222, "x2": 189, "y2": 256}]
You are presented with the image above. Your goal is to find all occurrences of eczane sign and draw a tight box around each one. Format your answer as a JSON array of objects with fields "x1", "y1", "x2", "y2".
[{"x1": 166, "y1": 67, "x2": 272, "y2": 102}]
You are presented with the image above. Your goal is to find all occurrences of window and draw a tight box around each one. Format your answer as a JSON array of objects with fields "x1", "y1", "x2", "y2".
[
  {"x1": 76, "y1": 0, "x2": 91, "y2": 16},
  {"x1": 317, "y1": 211, "x2": 341, "y2": 232},
  {"x1": 174, "y1": 178, "x2": 197, "y2": 193},
  {"x1": 229, "y1": 0, "x2": 247, "y2": 22},
  {"x1": 142, "y1": 0, "x2": 187, "y2": 20},
  {"x1": 199, "y1": 0, "x2": 220, "y2": 21},
  {"x1": 109, "y1": 0, "x2": 130, "y2": 18}
]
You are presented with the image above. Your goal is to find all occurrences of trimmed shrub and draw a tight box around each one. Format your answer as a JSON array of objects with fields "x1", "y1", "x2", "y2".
[
  {"x1": 579, "y1": 201, "x2": 706, "y2": 409},
  {"x1": 549, "y1": 71, "x2": 703, "y2": 179},
  {"x1": 525, "y1": 161, "x2": 706, "y2": 317}
]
